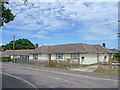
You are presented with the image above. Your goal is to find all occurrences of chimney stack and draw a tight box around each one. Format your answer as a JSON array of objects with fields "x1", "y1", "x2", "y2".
[
  {"x1": 36, "y1": 43, "x2": 38, "y2": 48},
  {"x1": 103, "y1": 43, "x2": 105, "y2": 48}
]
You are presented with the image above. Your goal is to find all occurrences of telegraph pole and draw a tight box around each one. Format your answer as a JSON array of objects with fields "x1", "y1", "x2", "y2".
[{"x1": 13, "y1": 35, "x2": 15, "y2": 63}]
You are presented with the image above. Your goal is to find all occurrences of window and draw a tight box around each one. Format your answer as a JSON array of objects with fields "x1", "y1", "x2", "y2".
[
  {"x1": 56, "y1": 54, "x2": 63, "y2": 58},
  {"x1": 33, "y1": 54, "x2": 38, "y2": 59},
  {"x1": 81, "y1": 57, "x2": 85, "y2": 60},
  {"x1": 71, "y1": 54, "x2": 79, "y2": 59},
  {"x1": 20, "y1": 55, "x2": 24, "y2": 59},
  {"x1": 104, "y1": 56, "x2": 107, "y2": 59},
  {"x1": 20, "y1": 55, "x2": 29, "y2": 59},
  {"x1": 25, "y1": 55, "x2": 29, "y2": 59}
]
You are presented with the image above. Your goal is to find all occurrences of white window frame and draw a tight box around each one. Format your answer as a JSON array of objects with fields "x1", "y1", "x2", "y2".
[
  {"x1": 71, "y1": 53, "x2": 79, "y2": 59},
  {"x1": 33, "y1": 54, "x2": 38, "y2": 59},
  {"x1": 56, "y1": 54, "x2": 63, "y2": 59}
]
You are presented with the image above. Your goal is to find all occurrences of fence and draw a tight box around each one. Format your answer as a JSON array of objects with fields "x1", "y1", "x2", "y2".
[
  {"x1": 15, "y1": 58, "x2": 119, "y2": 70},
  {"x1": 15, "y1": 59, "x2": 87, "y2": 69},
  {"x1": 45, "y1": 60, "x2": 82, "y2": 69},
  {"x1": 98, "y1": 58, "x2": 119, "y2": 70}
]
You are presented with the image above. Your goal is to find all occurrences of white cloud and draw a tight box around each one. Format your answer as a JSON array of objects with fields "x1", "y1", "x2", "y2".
[
  {"x1": 0, "y1": 44, "x2": 4, "y2": 46},
  {"x1": 3, "y1": 30, "x2": 49, "y2": 39},
  {"x1": 8, "y1": 0, "x2": 119, "y2": 2},
  {"x1": 3, "y1": 2, "x2": 118, "y2": 41},
  {"x1": 37, "y1": 31, "x2": 48, "y2": 34}
]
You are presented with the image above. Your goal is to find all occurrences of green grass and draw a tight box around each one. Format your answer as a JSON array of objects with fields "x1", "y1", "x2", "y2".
[
  {"x1": 0, "y1": 58, "x2": 2, "y2": 62},
  {"x1": 94, "y1": 69, "x2": 119, "y2": 75}
]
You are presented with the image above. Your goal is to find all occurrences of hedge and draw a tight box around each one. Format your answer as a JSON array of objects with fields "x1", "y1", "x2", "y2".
[{"x1": 0, "y1": 56, "x2": 12, "y2": 62}]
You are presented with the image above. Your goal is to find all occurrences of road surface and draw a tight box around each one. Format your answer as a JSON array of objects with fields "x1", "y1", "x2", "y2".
[
  {"x1": 2, "y1": 62, "x2": 118, "y2": 88},
  {"x1": 2, "y1": 74, "x2": 32, "y2": 88}
]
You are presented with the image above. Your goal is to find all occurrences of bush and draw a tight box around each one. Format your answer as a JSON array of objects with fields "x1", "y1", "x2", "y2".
[
  {"x1": 80, "y1": 65, "x2": 87, "y2": 68},
  {"x1": 0, "y1": 56, "x2": 12, "y2": 62}
]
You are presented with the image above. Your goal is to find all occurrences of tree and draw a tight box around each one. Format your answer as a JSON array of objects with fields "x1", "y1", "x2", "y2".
[
  {"x1": 118, "y1": 33, "x2": 120, "y2": 37},
  {"x1": 114, "y1": 52, "x2": 120, "y2": 62},
  {"x1": 0, "y1": 1, "x2": 16, "y2": 27},
  {"x1": 0, "y1": 0, "x2": 28, "y2": 27},
  {"x1": 2, "y1": 38, "x2": 35, "y2": 50}
]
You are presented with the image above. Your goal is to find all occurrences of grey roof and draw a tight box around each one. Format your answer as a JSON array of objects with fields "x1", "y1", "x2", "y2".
[
  {"x1": 108, "y1": 48, "x2": 120, "y2": 53},
  {"x1": 31, "y1": 43, "x2": 113, "y2": 54},
  {"x1": 2, "y1": 49, "x2": 34, "y2": 56}
]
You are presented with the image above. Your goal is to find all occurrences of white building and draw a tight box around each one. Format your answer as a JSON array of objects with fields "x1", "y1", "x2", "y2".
[
  {"x1": 2, "y1": 50, "x2": 34, "y2": 59},
  {"x1": 29, "y1": 43, "x2": 113, "y2": 65}
]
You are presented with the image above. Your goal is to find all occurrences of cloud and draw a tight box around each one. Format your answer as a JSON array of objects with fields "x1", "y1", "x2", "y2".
[
  {"x1": 4, "y1": 2, "x2": 117, "y2": 30},
  {"x1": 3, "y1": 30, "x2": 49, "y2": 39},
  {"x1": 37, "y1": 31, "x2": 48, "y2": 34},
  {"x1": 2, "y1": 2, "x2": 118, "y2": 41}
]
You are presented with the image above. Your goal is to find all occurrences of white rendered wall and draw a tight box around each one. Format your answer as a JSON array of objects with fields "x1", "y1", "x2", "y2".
[
  {"x1": 29, "y1": 53, "x2": 111, "y2": 64},
  {"x1": 38, "y1": 54, "x2": 49, "y2": 61},
  {"x1": 51, "y1": 54, "x2": 56, "y2": 60},
  {"x1": 98, "y1": 53, "x2": 110, "y2": 62},
  {"x1": 51, "y1": 54, "x2": 70, "y2": 61},
  {"x1": 51, "y1": 53, "x2": 98, "y2": 65},
  {"x1": 29, "y1": 54, "x2": 33, "y2": 59},
  {"x1": 79, "y1": 53, "x2": 98, "y2": 65}
]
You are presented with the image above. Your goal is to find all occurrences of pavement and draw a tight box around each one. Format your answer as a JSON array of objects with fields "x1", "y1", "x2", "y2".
[
  {"x1": 1, "y1": 62, "x2": 118, "y2": 88},
  {"x1": 70, "y1": 65, "x2": 98, "y2": 72}
]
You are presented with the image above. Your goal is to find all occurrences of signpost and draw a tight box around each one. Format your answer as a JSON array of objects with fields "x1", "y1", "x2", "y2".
[{"x1": 13, "y1": 35, "x2": 15, "y2": 63}]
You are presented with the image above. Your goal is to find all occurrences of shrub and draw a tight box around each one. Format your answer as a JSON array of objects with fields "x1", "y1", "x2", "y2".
[{"x1": 66, "y1": 58, "x2": 71, "y2": 62}]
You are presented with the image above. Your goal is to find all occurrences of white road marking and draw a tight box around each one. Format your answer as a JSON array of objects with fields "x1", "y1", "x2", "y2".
[
  {"x1": 55, "y1": 78, "x2": 60, "y2": 80},
  {"x1": 64, "y1": 80, "x2": 69, "y2": 82}
]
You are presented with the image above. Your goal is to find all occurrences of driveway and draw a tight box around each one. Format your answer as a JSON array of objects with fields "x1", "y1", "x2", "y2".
[{"x1": 1, "y1": 62, "x2": 118, "y2": 88}]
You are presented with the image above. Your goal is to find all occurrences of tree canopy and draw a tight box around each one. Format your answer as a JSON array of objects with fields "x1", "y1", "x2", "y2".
[
  {"x1": 118, "y1": 33, "x2": 120, "y2": 37},
  {"x1": 2, "y1": 39, "x2": 35, "y2": 50},
  {"x1": 0, "y1": 0, "x2": 28, "y2": 27},
  {"x1": 0, "y1": 1, "x2": 16, "y2": 27},
  {"x1": 114, "y1": 52, "x2": 120, "y2": 61}
]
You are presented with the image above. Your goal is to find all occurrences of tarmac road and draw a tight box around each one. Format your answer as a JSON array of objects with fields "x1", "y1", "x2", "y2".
[
  {"x1": 2, "y1": 62, "x2": 118, "y2": 88},
  {"x1": 2, "y1": 74, "x2": 33, "y2": 88}
]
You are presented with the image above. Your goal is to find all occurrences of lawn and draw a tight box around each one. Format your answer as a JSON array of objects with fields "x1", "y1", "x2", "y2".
[{"x1": 94, "y1": 69, "x2": 119, "y2": 75}]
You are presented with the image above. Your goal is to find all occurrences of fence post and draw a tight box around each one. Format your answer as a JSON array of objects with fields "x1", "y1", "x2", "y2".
[
  {"x1": 109, "y1": 58, "x2": 113, "y2": 69},
  {"x1": 98, "y1": 60, "x2": 101, "y2": 70}
]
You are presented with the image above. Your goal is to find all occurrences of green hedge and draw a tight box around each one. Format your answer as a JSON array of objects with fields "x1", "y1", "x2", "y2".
[{"x1": 0, "y1": 56, "x2": 12, "y2": 62}]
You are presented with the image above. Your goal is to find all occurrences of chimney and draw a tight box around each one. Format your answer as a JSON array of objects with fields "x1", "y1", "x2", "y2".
[
  {"x1": 102, "y1": 43, "x2": 105, "y2": 48},
  {"x1": 36, "y1": 43, "x2": 38, "y2": 48}
]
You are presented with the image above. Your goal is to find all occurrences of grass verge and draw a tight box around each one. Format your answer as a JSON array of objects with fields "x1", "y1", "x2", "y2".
[{"x1": 94, "y1": 69, "x2": 119, "y2": 75}]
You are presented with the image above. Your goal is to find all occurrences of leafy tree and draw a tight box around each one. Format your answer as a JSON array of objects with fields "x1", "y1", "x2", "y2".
[
  {"x1": 0, "y1": 1, "x2": 16, "y2": 27},
  {"x1": 114, "y1": 52, "x2": 120, "y2": 62},
  {"x1": 0, "y1": 0, "x2": 28, "y2": 27},
  {"x1": 2, "y1": 38, "x2": 35, "y2": 50},
  {"x1": 118, "y1": 33, "x2": 120, "y2": 37}
]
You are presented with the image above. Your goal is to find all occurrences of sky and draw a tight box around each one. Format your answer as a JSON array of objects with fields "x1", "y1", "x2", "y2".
[{"x1": 1, "y1": 1, "x2": 119, "y2": 49}]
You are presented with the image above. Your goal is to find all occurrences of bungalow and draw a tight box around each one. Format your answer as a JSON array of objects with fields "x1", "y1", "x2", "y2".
[
  {"x1": 2, "y1": 49, "x2": 34, "y2": 59},
  {"x1": 109, "y1": 48, "x2": 120, "y2": 53},
  {"x1": 29, "y1": 43, "x2": 113, "y2": 65}
]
